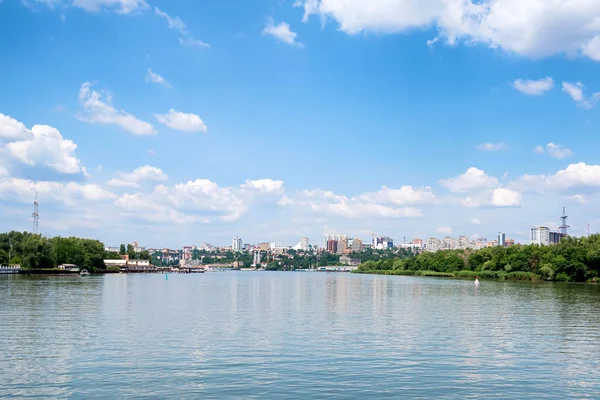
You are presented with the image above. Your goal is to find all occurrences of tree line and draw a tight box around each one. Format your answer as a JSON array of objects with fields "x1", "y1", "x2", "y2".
[
  {"x1": 0, "y1": 231, "x2": 149, "y2": 272},
  {"x1": 357, "y1": 235, "x2": 600, "y2": 282}
]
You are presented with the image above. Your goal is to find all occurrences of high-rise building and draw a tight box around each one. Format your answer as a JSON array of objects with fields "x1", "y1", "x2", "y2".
[
  {"x1": 412, "y1": 239, "x2": 424, "y2": 247},
  {"x1": 426, "y1": 238, "x2": 440, "y2": 252},
  {"x1": 326, "y1": 240, "x2": 338, "y2": 253},
  {"x1": 292, "y1": 238, "x2": 309, "y2": 251},
  {"x1": 497, "y1": 232, "x2": 506, "y2": 247},
  {"x1": 232, "y1": 236, "x2": 243, "y2": 251},
  {"x1": 456, "y1": 236, "x2": 469, "y2": 249},
  {"x1": 531, "y1": 226, "x2": 550, "y2": 246},
  {"x1": 351, "y1": 238, "x2": 363, "y2": 252}
]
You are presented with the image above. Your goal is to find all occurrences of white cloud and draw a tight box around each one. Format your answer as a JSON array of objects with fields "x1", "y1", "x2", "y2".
[
  {"x1": 241, "y1": 179, "x2": 285, "y2": 194},
  {"x1": 513, "y1": 77, "x2": 554, "y2": 96},
  {"x1": 546, "y1": 143, "x2": 573, "y2": 159},
  {"x1": 436, "y1": 226, "x2": 453, "y2": 235},
  {"x1": 263, "y1": 20, "x2": 302, "y2": 47},
  {"x1": 490, "y1": 188, "x2": 522, "y2": 207},
  {"x1": 562, "y1": 82, "x2": 600, "y2": 109},
  {"x1": 569, "y1": 194, "x2": 587, "y2": 205},
  {"x1": 6, "y1": 124, "x2": 85, "y2": 175},
  {"x1": 108, "y1": 165, "x2": 168, "y2": 188},
  {"x1": 71, "y1": 0, "x2": 147, "y2": 13},
  {"x1": 154, "y1": 7, "x2": 186, "y2": 34},
  {"x1": 0, "y1": 178, "x2": 114, "y2": 205},
  {"x1": 534, "y1": 145, "x2": 545, "y2": 154},
  {"x1": 147, "y1": 149, "x2": 156, "y2": 155},
  {"x1": 154, "y1": 109, "x2": 207, "y2": 133},
  {"x1": 280, "y1": 187, "x2": 426, "y2": 219},
  {"x1": 477, "y1": 142, "x2": 507, "y2": 151},
  {"x1": 439, "y1": 167, "x2": 498, "y2": 193},
  {"x1": 295, "y1": 0, "x2": 600, "y2": 61},
  {"x1": 0, "y1": 113, "x2": 33, "y2": 140},
  {"x1": 357, "y1": 186, "x2": 437, "y2": 206},
  {"x1": 179, "y1": 37, "x2": 211, "y2": 48},
  {"x1": 0, "y1": 114, "x2": 85, "y2": 176},
  {"x1": 514, "y1": 163, "x2": 600, "y2": 193},
  {"x1": 78, "y1": 82, "x2": 156, "y2": 135},
  {"x1": 145, "y1": 69, "x2": 171, "y2": 88},
  {"x1": 471, "y1": 218, "x2": 481, "y2": 225}
]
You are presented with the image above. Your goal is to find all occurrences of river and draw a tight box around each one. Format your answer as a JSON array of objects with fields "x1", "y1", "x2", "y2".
[{"x1": 1, "y1": 272, "x2": 599, "y2": 398}]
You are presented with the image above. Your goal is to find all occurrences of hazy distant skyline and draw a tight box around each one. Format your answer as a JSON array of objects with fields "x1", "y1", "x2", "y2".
[{"x1": 1, "y1": 0, "x2": 599, "y2": 248}]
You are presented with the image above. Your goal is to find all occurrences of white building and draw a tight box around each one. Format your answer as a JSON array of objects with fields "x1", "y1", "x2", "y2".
[
  {"x1": 456, "y1": 236, "x2": 469, "y2": 249},
  {"x1": 442, "y1": 237, "x2": 455, "y2": 250},
  {"x1": 426, "y1": 238, "x2": 440, "y2": 252},
  {"x1": 232, "y1": 236, "x2": 243, "y2": 251},
  {"x1": 292, "y1": 238, "x2": 309, "y2": 251},
  {"x1": 531, "y1": 226, "x2": 551, "y2": 246}
]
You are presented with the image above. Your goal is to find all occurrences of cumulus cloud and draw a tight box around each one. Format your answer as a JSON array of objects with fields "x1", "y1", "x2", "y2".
[
  {"x1": 241, "y1": 179, "x2": 285, "y2": 194},
  {"x1": 439, "y1": 167, "x2": 498, "y2": 193},
  {"x1": 145, "y1": 69, "x2": 171, "y2": 88},
  {"x1": 280, "y1": 186, "x2": 429, "y2": 219},
  {"x1": 513, "y1": 163, "x2": 600, "y2": 194},
  {"x1": 0, "y1": 114, "x2": 33, "y2": 140},
  {"x1": 0, "y1": 178, "x2": 114, "y2": 206},
  {"x1": 154, "y1": 109, "x2": 207, "y2": 133},
  {"x1": 0, "y1": 114, "x2": 85, "y2": 176},
  {"x1": 295, "y1": 0, "x2": 600, "y2": 61},
  {"x1": 490, "y1": 188, "x2": 522, "y2": 207},
  {"x1": 78, "y1": 82, "x2": 156, "y2": 135},
  {"x1": 108, "y1": 165, "x2": 168, "y2": 188},
  {"x1": 471, "y1": 218, "x2": 481, "y2": 225},
  {"x1": 513, "y1": 77, "x2": 554, "y2": 96},
  {"x1": 154, "y1": 7, "x2": 186, "y2": 34},
  {"x1": 263, "y1": 19, "x2": 302, "y2": 47},
  {"x1": 477, "y1": 142, "x2": 507, "y2": 151}
]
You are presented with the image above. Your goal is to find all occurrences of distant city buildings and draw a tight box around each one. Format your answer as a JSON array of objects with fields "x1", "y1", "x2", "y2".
[
  {"x1": 292, "y1": 238, "x2": 309, "y2": 251},
  {"x1": 373, "y1": 235, "x2": 393, "y2": 250},
  {"x1": 497, "y1": 233, "x2": 506, "y2": 247},
  {"x1": 232, "y1": 236, "x2": 242, "y2": 251}
]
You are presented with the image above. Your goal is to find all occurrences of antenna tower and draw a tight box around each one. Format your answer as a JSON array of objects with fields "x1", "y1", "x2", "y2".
[
  {"x1": 559, "y1": 206, "x2": 569, "y2": 236},
  {"x1": 32, "y1": 192, "x2": 39, "y2": 234}
]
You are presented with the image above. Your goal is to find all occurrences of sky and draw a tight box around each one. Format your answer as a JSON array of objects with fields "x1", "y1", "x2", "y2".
[{"x1": 1, "y1": 0, "x2": 600, "y2": 248}]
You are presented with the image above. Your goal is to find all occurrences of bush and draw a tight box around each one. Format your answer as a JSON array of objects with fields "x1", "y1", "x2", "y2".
[{"x1": 555, "y1": 273, "x2": 570, "y2": 282}]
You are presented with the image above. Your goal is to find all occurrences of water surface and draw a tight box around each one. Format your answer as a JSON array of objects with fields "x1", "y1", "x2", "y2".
[{"x1": 1, "y1": 272, "x2": 599, "y2": 398}]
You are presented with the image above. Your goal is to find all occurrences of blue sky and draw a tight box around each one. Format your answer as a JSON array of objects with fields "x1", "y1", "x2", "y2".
[{"x1": 1, "y1": 0, "x2": 600, "y2": 248}]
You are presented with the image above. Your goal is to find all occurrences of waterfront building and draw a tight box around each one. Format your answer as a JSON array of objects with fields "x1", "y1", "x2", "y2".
[
  {"x1": 232, "y1": 236, "x2": 243, "y2": 251},
  {"x1": 339, "y1": 255, "x2": 361, "y2": 266}
]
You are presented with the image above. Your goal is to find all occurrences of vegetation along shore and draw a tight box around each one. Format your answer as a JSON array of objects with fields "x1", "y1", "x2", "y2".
[{"x1": 354, "y1": 235, "x2": 600, "y2": 283}]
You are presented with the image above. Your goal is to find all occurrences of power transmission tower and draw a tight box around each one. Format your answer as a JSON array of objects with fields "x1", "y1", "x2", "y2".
[{"x1": 32, "y1": 192, "x2": 39, "y2": 234}]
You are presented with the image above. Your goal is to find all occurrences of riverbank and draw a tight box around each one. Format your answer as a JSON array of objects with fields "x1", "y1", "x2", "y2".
[{"x1": 353, "y1": 269, "x2": 542, "y2": 281}]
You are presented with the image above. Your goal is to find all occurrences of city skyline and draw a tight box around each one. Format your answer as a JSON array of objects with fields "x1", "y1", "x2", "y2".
[{"x1": 1, "y1": 1, "x2": 600, "y2": 248}]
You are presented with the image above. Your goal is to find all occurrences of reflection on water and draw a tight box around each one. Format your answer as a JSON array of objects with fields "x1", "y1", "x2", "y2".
[{"x1": 1, "y1": 273, "x2": 600, "y2": 398}]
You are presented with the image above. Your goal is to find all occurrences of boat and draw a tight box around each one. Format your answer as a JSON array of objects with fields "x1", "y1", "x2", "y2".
[{"x1": 79, "y1": 269, "x2": 90, "y2": 276}]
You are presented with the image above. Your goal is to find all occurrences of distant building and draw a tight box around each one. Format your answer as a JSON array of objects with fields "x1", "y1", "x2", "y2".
[
  {"x1": 497, "y1": 233, "x2": 506, "y2": 247},
  {"x1": 130, "y1": 241, "x2": 144, "y2": 252},
  {"x1": 326, "y1": 240, "x2": 338, "y2": 253},
  {"x1": 232, "y1": 236, "x2": 243, "y2": 251},
  {"x1": 488, "y1": 240, "x2": 498, "y2": 247},
  {"x1": 442, "y1": 237, "x2": 455, "y2": 250},
  {"x1": 373, "y1": 235, "x2": 394, "y2": 250},
  {"x1": 351, "y1": 238, "x2": 363, "y2": 252},
  {"x1": 412, "y1": 239, "x2": 424, "y2": 247},
  {"x1": 339, "y1": 255, "x2": 361, "y2": 266},
  {"x1": 292, "y1": 238, "x2": 309, "y2": 251},
  {"x1": 426, "y1": 238, "x2": 440, "y2": 252},
  {"x1": 258, "y1": 242, "x2": 270, "y2": 251},
  {"x1": 456, "y1": 236, "x2": 469, "y2": 249},
  {"x1": 549, "y1": 232, "x2": 562, "y2": 245},
  {"x1": 505, "y1": 238, "x2": 515, "y2": 247}
]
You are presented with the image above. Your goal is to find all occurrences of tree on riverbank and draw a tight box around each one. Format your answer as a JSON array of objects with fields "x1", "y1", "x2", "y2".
[
  {"x1": 0, "y1": 231, "x2": 149, "y2": 272},
  {"x1": 357, "y1": 235, "x2": 600, "y2": 282}
]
